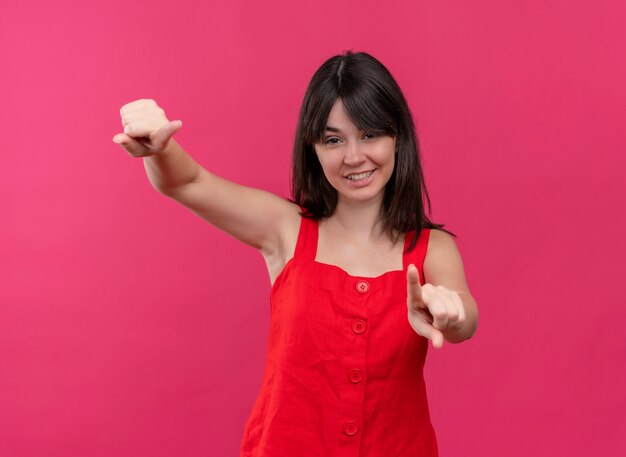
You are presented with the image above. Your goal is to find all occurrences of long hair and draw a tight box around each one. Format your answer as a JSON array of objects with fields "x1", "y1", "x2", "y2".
[{"x1": 291, "y1": 51, "x2": 453, "y2": 250}]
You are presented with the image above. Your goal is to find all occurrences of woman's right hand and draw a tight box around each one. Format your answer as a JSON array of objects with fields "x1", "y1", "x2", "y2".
[{"x1": 112, "y1": 99, "x2": 182, "y2": 157}]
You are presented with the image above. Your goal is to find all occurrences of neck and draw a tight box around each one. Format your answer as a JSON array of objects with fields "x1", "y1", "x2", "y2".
[{"x1": 330, "y1": 197, "x2": 386, "y2": 242}]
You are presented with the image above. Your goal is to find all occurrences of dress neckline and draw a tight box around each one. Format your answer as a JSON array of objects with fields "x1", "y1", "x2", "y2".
[
  {"x1": 312, "y1": 218, "x2": 414, "y2": 279},
  {"x1": 270, "y1": 213, "x2": 427, "y2": 293},
  {"x1": 312, "y1": 260, "x2": 405, "y2": 280}
]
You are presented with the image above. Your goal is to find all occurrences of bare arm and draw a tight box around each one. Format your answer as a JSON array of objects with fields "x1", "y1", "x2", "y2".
[
  {"x1": 143, "y1": 137, "x2": 202, "y2": 193},
  {"x1": 114, "y1": 99, "x2": 300, "y2": 257},
  {"x1": 406, "y1": 229, "x2": 479, "y2": 348},
  {"x1": 156, "y1": 138, "x2": 299, "y2": 252},
  {"x1": 423, "y1": 229, "x2": 479, "y2": 343}
]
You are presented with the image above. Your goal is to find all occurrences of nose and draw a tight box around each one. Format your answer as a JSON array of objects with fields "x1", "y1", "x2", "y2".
[{"x1": 343, "y1": 141, "x2": 365, "y2": 166}]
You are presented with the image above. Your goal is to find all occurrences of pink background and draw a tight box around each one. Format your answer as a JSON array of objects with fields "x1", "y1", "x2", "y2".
[{"x1": 1, "y1": 0, "x2": 625, "y2": 455}]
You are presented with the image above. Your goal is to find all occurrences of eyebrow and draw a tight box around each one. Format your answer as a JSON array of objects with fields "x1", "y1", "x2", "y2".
[{"x1": 325, "y1": 126, "x2": 341, "y2": 133}]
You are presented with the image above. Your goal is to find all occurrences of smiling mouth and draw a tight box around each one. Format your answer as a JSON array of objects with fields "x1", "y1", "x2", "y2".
[{"x1": 345, "y1": 170, "x2": 375, "y2": 181}]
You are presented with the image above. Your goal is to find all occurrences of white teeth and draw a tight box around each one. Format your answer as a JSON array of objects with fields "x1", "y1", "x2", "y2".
[{"x1": 346, "y1": 171, "x2": 374, "y2": 181}]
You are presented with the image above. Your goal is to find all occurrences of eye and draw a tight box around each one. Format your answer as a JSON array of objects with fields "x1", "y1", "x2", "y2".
[
  {"x1": 324, "y1": 137, "x2": 341, "y2": 145},
  {"x1": 363, "y1": 132, "x2": 378, "y2": 139}
]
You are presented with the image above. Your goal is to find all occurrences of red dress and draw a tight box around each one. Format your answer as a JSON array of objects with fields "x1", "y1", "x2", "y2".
[{"x1": 240, "y1": 214, "x2": 438, "y2": 456}]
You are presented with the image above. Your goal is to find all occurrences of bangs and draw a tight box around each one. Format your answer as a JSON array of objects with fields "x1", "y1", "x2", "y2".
[
  {"x1": 303, "y1": 88, "x2": 337, "y2": 145},
  {"x1": 341, "y1": 81, "x2": 397, "y2": 138},
  {"x1": 304, "y1": 78, "x2": 398, "y2": 145}
]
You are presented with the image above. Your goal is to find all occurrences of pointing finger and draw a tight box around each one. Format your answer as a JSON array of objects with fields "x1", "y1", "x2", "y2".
[{"x1": 407, "y1": 264, "x2": 425, "y2": 310}]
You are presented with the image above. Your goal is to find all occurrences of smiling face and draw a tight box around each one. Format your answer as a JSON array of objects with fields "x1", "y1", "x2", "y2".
[{"x1": 313, "y1": 98, "x2": 396, "y2": 206}]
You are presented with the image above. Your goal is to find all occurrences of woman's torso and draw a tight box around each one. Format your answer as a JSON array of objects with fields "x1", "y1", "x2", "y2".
[{"x1": 241, "y1": 208, "x2": 438, "y2": 456}]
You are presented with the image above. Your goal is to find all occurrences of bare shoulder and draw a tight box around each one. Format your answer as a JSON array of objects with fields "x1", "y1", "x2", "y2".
[
  {"x1": 426, "y1": 228, "x2": 459, "y2": 253},
  {"x1": 424, "y1": 228, "x2": 470, "y2": 293}
]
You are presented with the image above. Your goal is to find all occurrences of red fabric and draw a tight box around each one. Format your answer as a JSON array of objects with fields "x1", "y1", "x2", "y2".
[{"x1": 240, "y1": 214, "x2": 438, "y2": 456}]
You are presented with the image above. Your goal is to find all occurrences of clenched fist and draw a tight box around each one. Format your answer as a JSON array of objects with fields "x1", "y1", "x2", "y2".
[{"x1": 112, "y1": 99, "x2": 182, "y2": 157}]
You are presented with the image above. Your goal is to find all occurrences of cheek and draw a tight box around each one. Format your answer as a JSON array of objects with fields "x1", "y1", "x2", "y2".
[
  {"x1": 374, "y1": 146, "x2": 396, "y2": 169},
  {"x1": 316, "y1": 151, "x2": 340, "y2": 171},
  {"x1": 314, "y1": 153, "x2": 336, "y2": 183},
  {"x1": 379, "y1": 148, "x2": 396, "y2": 182}
]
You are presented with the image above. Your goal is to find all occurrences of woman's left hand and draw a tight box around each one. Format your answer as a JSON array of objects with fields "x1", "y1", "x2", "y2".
[{"x1": 406, "y1": 263, "x2": 466, "y2": 348}]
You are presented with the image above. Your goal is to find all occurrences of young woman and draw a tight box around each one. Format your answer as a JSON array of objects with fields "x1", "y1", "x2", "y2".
[{"x1": 113, "y1": 51, "x2": 478, "y2": 456}]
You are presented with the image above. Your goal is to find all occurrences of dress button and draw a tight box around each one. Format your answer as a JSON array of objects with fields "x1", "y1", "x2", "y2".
[
  {"x1": 355, "y1": 280, "x2": 370, "y2": 294},
  {"x1": 352, "y1": 319, "x2": 367, "y2": 334},
  {"x1": 348, "y1": 368, "x2": 363, "y2": 383},
  {"x1": 343, "y1": 420, "x2": 358, "y2": 436}
]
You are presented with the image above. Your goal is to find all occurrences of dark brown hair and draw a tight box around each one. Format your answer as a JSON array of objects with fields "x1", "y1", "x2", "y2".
[{"x1": 291, "y1": 51, "x2": 454, "y2": 250}]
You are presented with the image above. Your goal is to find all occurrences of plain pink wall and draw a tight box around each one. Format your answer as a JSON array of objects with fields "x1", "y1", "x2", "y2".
[{"x1": 1, "y1": 0, "x2": 625, "y2": 455}]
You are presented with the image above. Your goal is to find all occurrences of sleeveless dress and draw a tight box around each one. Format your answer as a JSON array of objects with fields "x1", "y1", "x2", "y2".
[{"x1": 240, "y1": 214, "x2": 438, "y2": 457}]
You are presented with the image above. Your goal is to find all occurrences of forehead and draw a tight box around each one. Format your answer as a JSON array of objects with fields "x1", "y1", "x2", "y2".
[{"x1": 325, "y1": 98, "x2": 359, "y2": 131}]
